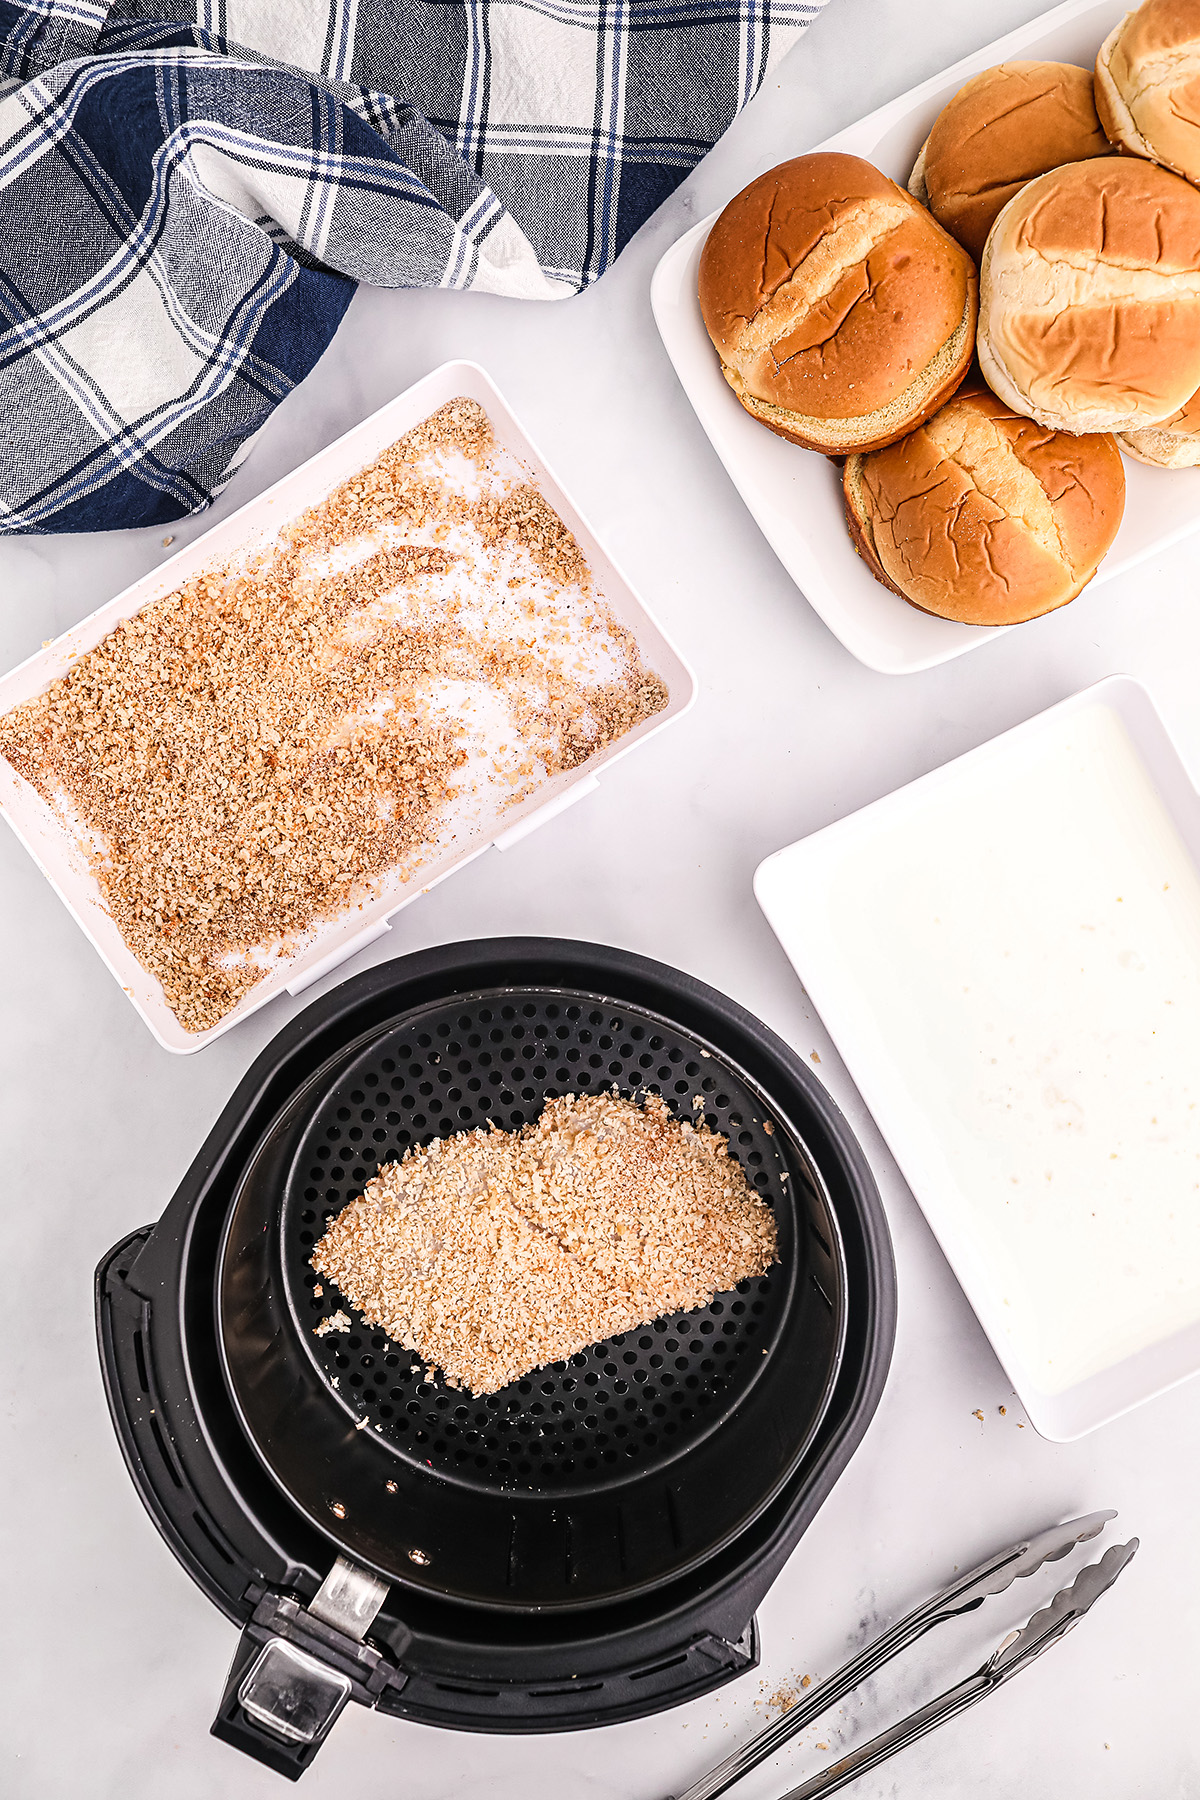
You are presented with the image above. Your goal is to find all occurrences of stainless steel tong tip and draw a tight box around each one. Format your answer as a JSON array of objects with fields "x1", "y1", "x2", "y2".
[
  {"x1": 989, "y1": 1537, "x2": 1138, "y2": 1680},
  {"x1": 938, "y1": 1507, "x2": 1118, "y2": 1618}
]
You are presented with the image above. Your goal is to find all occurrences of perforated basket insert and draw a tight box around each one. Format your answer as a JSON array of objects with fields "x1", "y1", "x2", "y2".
[
  {"x1": 285, "y1": 988, "x2": 833, "y2": 1497},
  {"x1": 220, "y1": 968, "x2": 848, "y2": 1606}
]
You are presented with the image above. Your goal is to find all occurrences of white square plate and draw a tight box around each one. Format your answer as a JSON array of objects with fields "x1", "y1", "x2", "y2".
[
  {"x1": 756, "y1": 676, "x2": 1200, "y2": 1439},
  {"x1": 651, "y1": 0, "x2": 1200, "y2": 674},
  {"x1": 0, "y1": 361, "x2": 695, "y2": 1053}
]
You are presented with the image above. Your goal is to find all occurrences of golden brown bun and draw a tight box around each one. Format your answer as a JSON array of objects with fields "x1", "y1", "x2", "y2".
[
  {"x1": 977, "y1": 156, "x2": 1200, "y2": 434},
  {"x1": 1096, "y1": 0, "x2": 1200, "y2": 183},
  {"x1": 912, "y1": 62, "x2": 1109, "y2": 262},
  {"x1": 842, "y1": 380, "x2": 1125, "y2": 625},
  {"x1": 698, "y1": 152, "x2": 977, "y2": 454}
]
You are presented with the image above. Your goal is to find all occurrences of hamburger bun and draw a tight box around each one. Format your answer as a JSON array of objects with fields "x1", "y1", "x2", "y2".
[
  {"x1": 909, "y1": 62, "x2": 1109, "y2": 262},
  {"x1": 1118, "y1": 384, "x2": 1200, "y2": 463},
  {"x1": 842, "y1": 380, "x2": 1125, "y2": 625},
  {"x1": 977, "y1": 156, "x2": 1200, "y2": 434},
  {"x1": 698, "y1": 152, "x2": 977, "y2": 455},
  {"x1": 1096, "y1": 0, "x2": 1200, "y2": 184}
]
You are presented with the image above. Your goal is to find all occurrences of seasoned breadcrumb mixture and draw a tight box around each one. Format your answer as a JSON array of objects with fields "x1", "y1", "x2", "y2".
[
  {"x1": 0, "y1": 400, "x2": 667, "y2": 1032},
  {"x1": 311, "y1": 1090, "x2": 778, "y2": 1395}
]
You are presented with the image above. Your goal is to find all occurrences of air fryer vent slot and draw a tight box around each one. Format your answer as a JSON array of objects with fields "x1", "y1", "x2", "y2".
[
  {"x1": 528, "y1": 1681, "x2": 604, "y2": 1698},
  {"x1": 629, "y1": 1653, "x2": 689, "y2": 1682}
]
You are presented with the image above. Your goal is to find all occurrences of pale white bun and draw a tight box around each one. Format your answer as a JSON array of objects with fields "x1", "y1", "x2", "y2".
[
  {"x1": 1118, "y1": 425, "x2": 1200, "y2": 464},
  {"x1": 1096, "y1": 1, "x2": 1200, "y2": 184},
  {"x1": 908, "y1": 134, "x2": 930, "y2": 205},
  {"x1": 1117, "y1": 385, "x2": 1200, "y2": 462},
  {"x1": 978, "y1": 156, "x2": 1200, "y2": 434}
]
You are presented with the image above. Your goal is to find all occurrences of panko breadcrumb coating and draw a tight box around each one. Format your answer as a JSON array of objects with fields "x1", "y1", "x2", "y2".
[
  {"x1": 0, "y1": 399, "x2": 667, "y2": 1032},
  {"x1": 311, "y1": 1090, "x2": 778, "y2": 1395}
]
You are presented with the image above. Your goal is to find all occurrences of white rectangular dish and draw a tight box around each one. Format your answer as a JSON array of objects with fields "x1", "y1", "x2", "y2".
[
  {"x1": 651, "y1": 0, "x2": 1200, "y2": 675},
  {"x1": 0, "y1": 360, "x2": 695, "y2": 1054},
  {"x1": 756, "y1": 677, "x2": 1200, "y2": 1439}
]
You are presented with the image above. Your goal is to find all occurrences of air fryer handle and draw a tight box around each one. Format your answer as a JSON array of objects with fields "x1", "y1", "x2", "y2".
[
  {"x1": 211, "y1": 1628, "x2": 343, "y2": 1780},
  {"x1": 211, "y1": 1586, "x2": 404, "y2": 1778}
]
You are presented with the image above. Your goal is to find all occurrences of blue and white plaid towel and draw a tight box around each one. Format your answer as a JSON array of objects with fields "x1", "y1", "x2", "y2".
[{"x1": 0, "y1": 0, "x2": 827, "y2": 534}]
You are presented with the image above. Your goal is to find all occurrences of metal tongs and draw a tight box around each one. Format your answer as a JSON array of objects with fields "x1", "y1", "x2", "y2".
[{"x1": 669, "y1": 1511, "x2": 1136, "y2": 1800}]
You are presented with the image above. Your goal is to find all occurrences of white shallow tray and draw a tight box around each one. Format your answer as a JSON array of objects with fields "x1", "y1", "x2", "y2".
[
  {"x1": 0, "y1": 361, "x2": 695, "y2": 1054},
  {"x1": 651, "y1": 0, "x2": 1200, "y2": 675},
  {"x1": 756, "y1": 676, "x2": 1200, "y2": 1440}
]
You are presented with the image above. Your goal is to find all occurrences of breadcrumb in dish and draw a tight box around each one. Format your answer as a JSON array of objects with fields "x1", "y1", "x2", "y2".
[
  {"x1": 0, "y1": 399, "x2": 667, "y2": 1033},
  {"x1": 311, "y1": 1090, "x2": 778, "y2": 1396}
]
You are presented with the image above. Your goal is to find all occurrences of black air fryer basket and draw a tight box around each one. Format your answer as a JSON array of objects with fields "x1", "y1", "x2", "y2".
[{"x1": 97, "y1": 939, "x2": 895, "y2": 1779}]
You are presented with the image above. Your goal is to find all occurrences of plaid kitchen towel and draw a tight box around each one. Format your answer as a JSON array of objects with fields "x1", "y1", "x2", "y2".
[{"x1": 0, "y1": 0, "x2": 828, "y2": 535}]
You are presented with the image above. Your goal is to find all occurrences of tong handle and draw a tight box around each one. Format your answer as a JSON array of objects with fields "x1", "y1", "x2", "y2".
[{"x1": 770, "y1": 1673, "x2": 987, "y2": 1800}]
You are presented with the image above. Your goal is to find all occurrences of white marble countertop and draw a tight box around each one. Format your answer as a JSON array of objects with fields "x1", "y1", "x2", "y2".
[{"x1": 3, "y1": 3, "x2": 1199, "y2": 1794}]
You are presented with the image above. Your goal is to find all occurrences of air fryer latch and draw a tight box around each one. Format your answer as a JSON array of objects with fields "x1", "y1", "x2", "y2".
[
  {"x1": 211, "y1": 1557, "x2": 402, "y2": 1780},
  {"x1": 307, "y1": 1554, "x2": 390, "y2": 1638}
]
